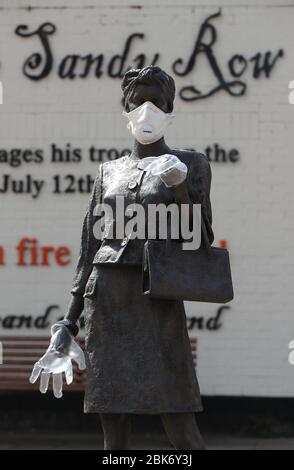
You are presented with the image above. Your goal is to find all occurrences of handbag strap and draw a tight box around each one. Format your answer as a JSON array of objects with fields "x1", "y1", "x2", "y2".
[
  {"x1": 136, "y1": 168, "x2": 212, "y2": 253},
  {"x1": 200, "y1": 213, "x2": 212, "y2": 252},
  {"x1": 135, "y1": 169, "x2": 147, "y2": 204}
]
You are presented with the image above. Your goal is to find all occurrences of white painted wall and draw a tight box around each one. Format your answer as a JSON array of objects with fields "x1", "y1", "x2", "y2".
[{"x1": 0, "y1": 0, "x2": 293, "y2": 397}]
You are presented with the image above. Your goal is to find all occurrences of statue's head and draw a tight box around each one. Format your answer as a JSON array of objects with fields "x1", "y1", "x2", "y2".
[
  {"x1": 121, "y1": 65, "x2": 175, "y2": 113},
  {"x1": 121, "y1": 66, "x2": 176, "y2": 145}
]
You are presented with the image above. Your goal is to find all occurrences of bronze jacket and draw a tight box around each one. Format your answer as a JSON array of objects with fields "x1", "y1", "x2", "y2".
[{"x1": 71, "y1": 149, "x2": 214, "y2": 296}]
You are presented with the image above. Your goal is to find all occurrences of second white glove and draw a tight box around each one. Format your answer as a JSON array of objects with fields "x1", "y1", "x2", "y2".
[{"x1": 29, "y1": 325, "x2": 86, "y2": 398}]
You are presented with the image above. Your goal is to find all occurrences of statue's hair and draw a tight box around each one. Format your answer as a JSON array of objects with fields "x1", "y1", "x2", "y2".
[{"x1": 121, "y1": 65, "x2": 175, "y2": 112}]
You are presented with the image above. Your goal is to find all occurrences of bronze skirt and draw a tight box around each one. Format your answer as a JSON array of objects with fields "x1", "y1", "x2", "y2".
[{"x1": 83, "y1": 264, "x2": 203, "y2": 414}]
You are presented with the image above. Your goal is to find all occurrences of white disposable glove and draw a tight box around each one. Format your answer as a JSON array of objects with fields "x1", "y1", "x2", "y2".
[
  {"x1": 29, "y1": 324, "x2": 86, "y2": 398},
  {"x1": 137, "y1": 154, "x2": 188, "y2": 188}
]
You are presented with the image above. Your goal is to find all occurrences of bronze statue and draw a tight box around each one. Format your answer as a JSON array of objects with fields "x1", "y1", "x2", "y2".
[{"x1": 30, "y1": 65, "x2": 214, "y2": 450}]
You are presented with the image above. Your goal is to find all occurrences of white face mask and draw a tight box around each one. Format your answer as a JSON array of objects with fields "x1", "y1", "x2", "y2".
[{"x1": 122, "y1": 101, "x2": 175, "y2": 145}]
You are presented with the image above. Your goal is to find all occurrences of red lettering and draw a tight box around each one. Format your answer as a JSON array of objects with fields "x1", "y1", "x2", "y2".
[
  {"x1": 16, "y1": 238, "x2": 71, "y2": 267},
  {"x1": 55, "y1": 246, "x2": 71, "y2": 266},
  {"x1": 16, "y1": 238, "x2": 38, "y2": 266},
  {"x1": 41, "y1": 246, "x2": 54, "y2": 266},
  {"x1": 219, "y1": 239, "x2": 227, "y2": 249},
  {"x1": 0, "y1": 246, "x2": 5, "y2": 265}
]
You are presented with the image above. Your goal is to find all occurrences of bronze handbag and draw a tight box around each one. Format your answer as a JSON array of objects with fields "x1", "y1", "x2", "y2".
[{"x1": 142, "y1": 214, "x2": 234, "y2": 303}]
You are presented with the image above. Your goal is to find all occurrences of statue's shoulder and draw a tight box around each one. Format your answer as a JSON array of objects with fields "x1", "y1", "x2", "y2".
[
  {"x1": 171, "y1": 147, "x2": 210, "y2": 171},
  {"x1": 101, "y1": 154, "x2": 129, "y2": 175}
]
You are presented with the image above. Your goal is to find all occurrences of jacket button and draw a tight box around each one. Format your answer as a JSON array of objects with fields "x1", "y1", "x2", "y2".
[
  {"x1": 128, "y1": 180, "x2": 138, "y2": 190},
  {"x1": 121, "y1": 238, "x2": 128, "y2": 246}
]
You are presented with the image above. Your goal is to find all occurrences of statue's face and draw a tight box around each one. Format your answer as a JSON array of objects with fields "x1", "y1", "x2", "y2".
[{"x1": 127, "y1": 83, "x2": 170, "y2": 113}]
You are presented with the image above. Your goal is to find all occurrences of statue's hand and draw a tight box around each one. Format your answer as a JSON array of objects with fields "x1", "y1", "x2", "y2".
[
  {"x1": 137, "y1": 154, "x2": 188, "y2": 188},
  {"x1": 29, "y1": 325, "x2": 86, "y2": 398}
]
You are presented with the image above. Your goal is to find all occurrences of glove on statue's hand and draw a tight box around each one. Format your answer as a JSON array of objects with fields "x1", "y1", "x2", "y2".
[
  {"x1": 29, "y1": 324, "x2": 86, "y2": 398},
  {"x1": 137, "y1": 154, "x2": 188, "y2": 188}
]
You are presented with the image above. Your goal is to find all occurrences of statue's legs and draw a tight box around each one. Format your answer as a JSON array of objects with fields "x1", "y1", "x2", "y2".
[
  {"x1": 99, "y1": 413, "x2": 132, "y2": 450},
  {"x1": 160, "y1": 412, "x2": 206, "y2": 450},
  {"x1": 99, "y1": 412, "x2": 205, "y2": 450}
]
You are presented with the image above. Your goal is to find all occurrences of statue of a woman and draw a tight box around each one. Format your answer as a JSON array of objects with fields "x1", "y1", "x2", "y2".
[{"x1": 30, "y1": 65, "x2": 214, "y2": 450}]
